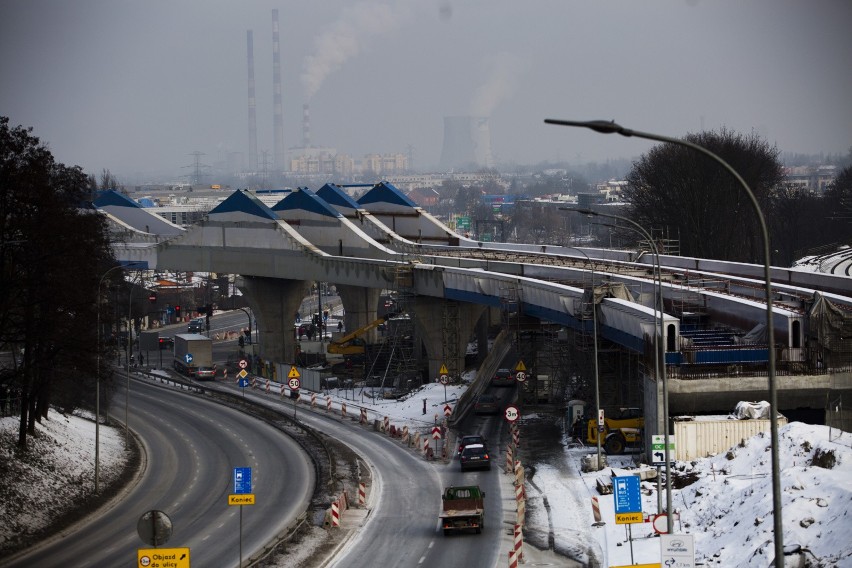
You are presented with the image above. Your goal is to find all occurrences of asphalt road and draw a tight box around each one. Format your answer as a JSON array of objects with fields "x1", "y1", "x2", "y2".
[
  {"x1": 211, "y1": 379, "x2": 514, "y2": 568},
  {"x1": 4, "y1": 379, "x2": 313, "y2": 568}
]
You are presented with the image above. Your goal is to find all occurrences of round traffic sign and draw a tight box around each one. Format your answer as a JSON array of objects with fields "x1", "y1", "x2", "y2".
[
  {"x1": 439, "y1": 374, "x2": 449, "y2": 385},
  {"x1": 504, "y1": 405, "x2": 520, "y2": 423},
  {"x1": 515, "y1": 372, "x2": 527, "y2": 382},
  {"x1": 136, "y1": 509, "x2": 173, "y2": 546},
  {"x1": 652, "y1": 513, "x2": 671, "y2": 534},
  {"x1": 288, "y1": 377, "x2": 301, "y2": 390},
  {"x1": 238, "y1": 359, "x2": 248, "y2": 369}
]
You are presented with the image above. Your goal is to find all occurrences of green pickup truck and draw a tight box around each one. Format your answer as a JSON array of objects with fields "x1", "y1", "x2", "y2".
[{"x1": 439, "y1": 485, "x2": 485, "y2": 535}]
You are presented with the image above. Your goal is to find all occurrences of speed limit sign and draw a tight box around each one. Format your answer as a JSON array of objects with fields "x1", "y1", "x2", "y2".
[
  {"x1": 515, "y1": 372, "x2": 527, "y2": 382},
  {"x1": 288, "y1": 377, "x2": 301, "y2": 390},
  {"x1": 504, "y1": 405, "x2": 520, "y2": 423}
]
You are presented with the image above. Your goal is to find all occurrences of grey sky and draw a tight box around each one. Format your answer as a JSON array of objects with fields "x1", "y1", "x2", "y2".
[{"x1": 2, "y1": 0, "x2": 850, "y2": 181}]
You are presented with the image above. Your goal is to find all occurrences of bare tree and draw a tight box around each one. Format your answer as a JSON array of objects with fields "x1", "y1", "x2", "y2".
[{"x1": 623, "y1": 128, "x2": 783, "y2": 263}]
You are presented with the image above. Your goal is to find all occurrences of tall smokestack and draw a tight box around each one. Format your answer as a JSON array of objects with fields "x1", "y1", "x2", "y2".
[
  {"x1": 302, "y1": 103, "x2": 311, "y2": 148},
  {"x1": 246, "y1": 30, "x2": 258, "y2": 172},
  {"x1": 272, "y1": 9, "x2": 285, "y2": 170}
]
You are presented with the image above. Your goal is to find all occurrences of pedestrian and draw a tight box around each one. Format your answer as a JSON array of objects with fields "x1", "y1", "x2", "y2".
[
  {"x1": 337, "y1": 320, "x2": 343, "y2": 332},
  {"x1": 139, "y1": 353, "x2": 144, "y2": 366}
]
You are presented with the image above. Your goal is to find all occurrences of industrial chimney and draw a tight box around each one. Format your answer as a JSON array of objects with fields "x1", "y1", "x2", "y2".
[
  {"x1": 272, "y1": 9, "x2": 285, "y2": 170},
  {"x1": 302, "y1": 103, "x2": 311, "y2": 148},
  {"x1": 246, "y1": 30, "x2": 258, "y2": 172}
]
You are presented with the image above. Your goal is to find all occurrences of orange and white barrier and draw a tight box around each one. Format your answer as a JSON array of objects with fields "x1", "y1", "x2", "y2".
[
  {"x1": 506, "y1": 444, "x2": 514, "y2": 473},
  {"x1": 592, "y1": 496, "x2": 602, "y2": 523},
  {"x1": 360, "y1": 408, "x2": 368, "y2": 424},
  {"x1": 514, "y1": 524, "x2": 524, "y2": 561},
  {"x1": 358, "y1": 482, "x2": 366, "y2": 506},
  {"x1": 383, "y1": 416, "x2": 389, "y2": 432},
  {"x1": 508, "y1": 550, "x2": 518, "y2": 568},
  {"x1": 311, "y1": 392, "x2": 317, "y2": 408},
  {"x1": 341, "y1": 402, "x2": 347, "y2": 418},
  {"x1": 326, "y1": 397, "x2": 332, "y2": 412},
  {"x1": 331, "y1": 500, "x2": 340, "y2": 527},
  {"x1": 402, "y1": 425, "x2": 410, "y2": 444}
]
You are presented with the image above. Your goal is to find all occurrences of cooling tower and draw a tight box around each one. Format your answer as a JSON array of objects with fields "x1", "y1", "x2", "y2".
[
  {"x1": 246, "y1": 30, "x2": 258, "y2": 172},
  {"x1": 439, "y1": 116, "x2": 494, "y2": 171},
  {"x1": 272, "y1": 9, "x2": 285, "y2": 170}
]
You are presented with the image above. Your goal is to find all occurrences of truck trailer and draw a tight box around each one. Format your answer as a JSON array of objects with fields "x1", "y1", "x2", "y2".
[{"x1": 173, "y1": 333, "x2": 215, "y2": 379}]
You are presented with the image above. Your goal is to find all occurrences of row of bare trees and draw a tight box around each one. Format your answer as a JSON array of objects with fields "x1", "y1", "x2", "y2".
[{"x1": 1, "y1": 117, "x2": 119, "y2": 451}]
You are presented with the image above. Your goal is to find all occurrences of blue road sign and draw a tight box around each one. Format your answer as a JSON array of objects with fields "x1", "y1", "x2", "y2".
[
  {"x1": 184, "y1": 353, "x2": 193, "y2": 364},
  {"x1": 613, "y1": 475, "x2": 642, "y2": 514},
  {"x1": 238, "y1": 378, "x2": 250, "y2": 388},
  {"x1": 234, "y1": 467, "x2": 252, "y2": 494}
]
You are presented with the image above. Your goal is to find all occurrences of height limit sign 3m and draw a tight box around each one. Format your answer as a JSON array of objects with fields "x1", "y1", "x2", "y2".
[{"x1": 504, "y1": 405, "x2": 520, "y2": 423}]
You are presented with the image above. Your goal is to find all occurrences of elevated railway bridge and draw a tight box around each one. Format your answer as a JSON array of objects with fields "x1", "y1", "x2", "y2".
[{"x1": 95, "y1": 182, "x2": 852, "y2": 431}]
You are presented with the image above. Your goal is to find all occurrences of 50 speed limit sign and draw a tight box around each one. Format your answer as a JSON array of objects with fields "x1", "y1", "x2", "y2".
[{"x1": 288, "y1": 377, "x2": 301, "y2": 390}]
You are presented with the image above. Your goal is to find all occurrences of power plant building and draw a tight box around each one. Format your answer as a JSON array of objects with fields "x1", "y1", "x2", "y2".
[{"x1": 440, "y1": 116, "x2": 494, "y2": 171}]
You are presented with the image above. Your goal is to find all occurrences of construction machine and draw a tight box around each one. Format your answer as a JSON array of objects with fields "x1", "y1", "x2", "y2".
[
  {"x1": 326, "y1": 313, "x2": 395, "y2": 356},
  {"x1": 586, "y1": 407, "x2": 644, "y2": 455}
]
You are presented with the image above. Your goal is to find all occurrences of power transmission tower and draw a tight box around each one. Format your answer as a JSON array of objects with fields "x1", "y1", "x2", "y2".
[{"x1": 183, "y1": 152, "x2": 211, "y2": 186}]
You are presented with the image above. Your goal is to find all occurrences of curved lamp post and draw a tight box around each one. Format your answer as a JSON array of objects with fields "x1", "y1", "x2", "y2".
[
  {"x1": 564, "y1": 246, "x2": 602, "y2": 469},
  {"x1": 565, "y1": 208, "x2": 668, "y2": 516},
  {"x1": 547, "y1": 118, "x2": 781, "y2": 563}
]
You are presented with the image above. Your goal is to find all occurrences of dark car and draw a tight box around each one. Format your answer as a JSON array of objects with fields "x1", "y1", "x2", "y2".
[
  {"x1": 158, "y1": 337, "x2": 174, "y2": 350},
  {"x1": 491, "y1": 368, "x2": 514, "y2": 387},
  {"x1": 459, "y1": 443, "x2": 491, "y2": 471},
  {"x1": 474, "y1": 394, "x2": 500, "y2": 415},
  {"x1": 458, "y1": 434, "x2": 488, "y2": 455}
]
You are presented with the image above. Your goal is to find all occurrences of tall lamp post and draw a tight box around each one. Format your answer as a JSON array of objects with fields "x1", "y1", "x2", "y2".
[
  {"x1": 565, "y1": 208, "x2": 668, "y2": 516},
  {"x1": 547, "y1": 118, "x2": 781, "y2": 563},
  {"x1": 564, "y1": 247, "x2": 602, "y2": 469},
  {"x1": 96, "y1": 262, "x2": 142, "y2": 493}
]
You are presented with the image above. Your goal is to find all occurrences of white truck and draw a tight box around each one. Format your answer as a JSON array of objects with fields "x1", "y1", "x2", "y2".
[{"x1": 173, "y1": 333, "x2": 215, "y2": 379}]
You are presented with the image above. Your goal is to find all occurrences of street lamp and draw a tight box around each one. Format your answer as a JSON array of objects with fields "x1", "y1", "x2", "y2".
[
  {"x1": 563, "y1": 247, "x2": 602, "y2": 470},
  {"x1": 96, "y1": 261, "x2": 142, "y2": 493},
  {"x1": 547, "y1": 118, "x2": 781, "y2": 563},
  {"x1": 564, "y1": 208, "x2": 668, "y2": 516}
]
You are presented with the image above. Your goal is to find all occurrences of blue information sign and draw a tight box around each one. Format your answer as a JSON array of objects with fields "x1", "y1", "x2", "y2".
[
  {"x1": 238, "y1": 378, "x2": 250, "y2": 388},
  {"x1": 613, "y1": 475, "x2": 642, "y2": 514},
  {"x1": 234, "y1": 467, "x2": 252, "y2": 494},
  {"x1": 184, "y1": 353, "x2": 193, "y2": 364}
]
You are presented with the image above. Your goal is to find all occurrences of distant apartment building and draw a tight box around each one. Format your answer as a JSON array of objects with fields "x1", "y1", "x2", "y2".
[
  {"x1": 289, "y1": 150, "x2": 406, "y2": 178},
  {"x1": 782, "y1": 165, "x2": 837, "y2": 193}
]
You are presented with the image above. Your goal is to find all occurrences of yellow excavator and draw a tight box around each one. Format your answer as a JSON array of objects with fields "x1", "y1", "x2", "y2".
[{"x1": 326, "y1": 313, "x2": 396, "y2": 356}]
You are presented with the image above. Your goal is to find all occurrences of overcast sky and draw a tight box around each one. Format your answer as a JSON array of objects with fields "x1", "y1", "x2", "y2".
[{"x1": 2, "y1": 0, "x2": 850, "y2": 181}]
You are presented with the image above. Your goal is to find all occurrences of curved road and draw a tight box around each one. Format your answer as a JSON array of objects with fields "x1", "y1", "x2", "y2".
[
  {"x1": 5, "y1": 379, "x2": 313, "y2": 568},
  {"x1": 213, "y1": 381, "x2": 513, "y2": 568}
]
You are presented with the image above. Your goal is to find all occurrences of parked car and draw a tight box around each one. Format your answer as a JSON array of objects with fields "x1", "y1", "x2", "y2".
[
  {"x1": 459, "y1": 444, "x2": 491, "y2": 471},
  {"x1": 458, "y1": 434, "x2": 488, "y2": 455},
  {"x1": 491, "y1": 368, "x2": 514, "y2": 387},
  {"x1": 474, "y1": 394, "x2": 500, "y2": 415}
]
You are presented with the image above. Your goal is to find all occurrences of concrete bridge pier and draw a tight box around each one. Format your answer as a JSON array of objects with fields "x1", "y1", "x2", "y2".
[
  {"x1": 413, "y1": 297, "x2": 485, "y2": 383},
  {"x1": 336, "y1": 285, "x2": 381, "y2": 342},
  {"x1": 240, "y1": 276, "x2": 310, "y2": 363}
]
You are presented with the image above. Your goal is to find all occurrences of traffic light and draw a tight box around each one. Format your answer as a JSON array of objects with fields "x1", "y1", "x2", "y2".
[{"x1": 174, "y1": 305, "x2": 181, "y2": 318}]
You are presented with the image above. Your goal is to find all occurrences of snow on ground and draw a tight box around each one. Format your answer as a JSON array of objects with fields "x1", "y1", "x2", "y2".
[
  {"x1": 4, "y1": 377, "x2": 852, "y2": 567},
  {"x1": 0, "y1": 410, "x2": 128, "y2": 555}
]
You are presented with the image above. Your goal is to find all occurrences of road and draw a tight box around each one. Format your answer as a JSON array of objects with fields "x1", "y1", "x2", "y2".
[
  {"x1": 208, "y1": 379, "x2": 515, "y2": 568},
  {"x1": 4, "y1": 379, "x2": 313, "y2": 568}
]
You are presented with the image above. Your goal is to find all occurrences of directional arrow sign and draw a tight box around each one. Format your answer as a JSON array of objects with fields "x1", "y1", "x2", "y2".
[{"x1": 184, "y1": 353, "x2": 193, "y2": 364}]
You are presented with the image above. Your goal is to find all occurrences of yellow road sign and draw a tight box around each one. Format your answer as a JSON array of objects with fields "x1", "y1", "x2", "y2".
[
  {"x1": 237, "y1": 369, "x2": 248, "y2": 379},
  {"x1": 288, "y1": 365, "x2": 300, "y2": 379},
  {"x1": 137, "y1": 547, "x2": 190, "y2": 567},
  {"x1": 515, "y1": 360, "x2": 527, "y2": 372},
  {"x1": 615, "y1": 512, "x2": 643, "y2": 524},
  {"x1": 439, "y1": 363, "x2": 449, "y2": 375},
  {"x1": 228, "y1": 494, "x2": 256, "y2": 506}
]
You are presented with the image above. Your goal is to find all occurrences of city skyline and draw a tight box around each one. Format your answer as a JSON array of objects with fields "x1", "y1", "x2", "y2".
[{"x1": 1, "y1": 1, "x2": 850, "y2": 181}]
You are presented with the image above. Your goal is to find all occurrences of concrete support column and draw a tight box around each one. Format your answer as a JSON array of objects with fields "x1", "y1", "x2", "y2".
[
  {"x1": 413, "y1": 297, "x2": 485, "y2": 382},
  {"x1": 336, "y1": 284, "x2": 380, "y2": 341},
  {"x1": 475, "y1": 309, "x2": 491, "y2": 364},
  {"x1": 240, "y1": 276, "x2": 310, "y2": 364}
]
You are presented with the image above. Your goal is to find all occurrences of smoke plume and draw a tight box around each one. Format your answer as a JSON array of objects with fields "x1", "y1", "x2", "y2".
[
  {"x1": 302, "y1": 2, "x2": 408, "y2": 99},
  {"x1": 470, "y1": 52, "x2": 524, "y2": 117}
]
